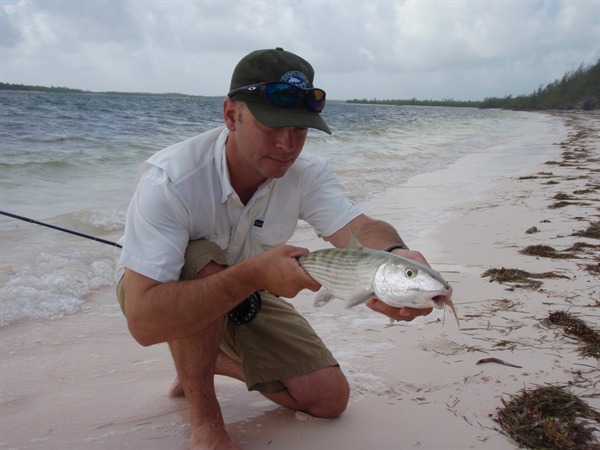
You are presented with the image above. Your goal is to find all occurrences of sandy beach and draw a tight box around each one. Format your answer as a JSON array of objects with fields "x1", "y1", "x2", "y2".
[{"x1": 1, "y1": 112, "x2": 598, "y2": 450}]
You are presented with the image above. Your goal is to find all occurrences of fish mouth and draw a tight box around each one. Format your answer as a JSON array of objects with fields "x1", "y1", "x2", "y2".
[
  {"x1": 428, "y1": 287, "x2": 460, "y2": 328},
  {"x1": 426, "y1": 286, "x2": 453, "y2": 310}
]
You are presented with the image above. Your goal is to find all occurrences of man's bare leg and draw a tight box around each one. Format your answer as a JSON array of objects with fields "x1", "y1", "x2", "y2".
[
  {"x1": 167, "y1": 259, "x2": 348, "y2": 449},
  {"x1": 272, "y1": 365, "x2": 350, "y2": 418},
  {"x1": 169, "y1": 349, "x2": 349, "y2": 418},
  {"x1": 168, "y1": 320, "x2": 239, "y2": 450},
  {"x1": 168, "y1": 377, "x2": 185, "y2": 398},
  {"x1": 169, "y1": 351, "x2": 243, "y2": 398}
]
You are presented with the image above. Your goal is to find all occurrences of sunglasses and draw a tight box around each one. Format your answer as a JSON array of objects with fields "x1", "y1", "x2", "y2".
[{"x1": 227, "y1": 82, "x2": 326, "y2": 113}]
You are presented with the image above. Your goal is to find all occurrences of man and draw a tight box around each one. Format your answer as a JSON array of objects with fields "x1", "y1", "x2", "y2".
[{"x1": 116, "y1": 47, "x2": 432, "y2": 449}]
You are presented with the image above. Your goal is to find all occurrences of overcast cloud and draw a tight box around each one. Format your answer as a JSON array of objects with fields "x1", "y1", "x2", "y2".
[{"x1": 1, "y1": 0, "x2": 598, "y2": 100}]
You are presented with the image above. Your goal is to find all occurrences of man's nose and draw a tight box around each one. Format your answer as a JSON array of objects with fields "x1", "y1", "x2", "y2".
[{"x1": 274, "y1": 127, "x2": 298, "y2": 152}]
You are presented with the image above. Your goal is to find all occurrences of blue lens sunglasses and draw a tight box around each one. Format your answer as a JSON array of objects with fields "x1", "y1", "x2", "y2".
[{"x1": 227, "y1": 82, "x2": 326, "y2": 113}]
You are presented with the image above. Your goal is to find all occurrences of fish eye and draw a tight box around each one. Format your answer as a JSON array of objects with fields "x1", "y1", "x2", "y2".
[{"x1": 404, "y1": 267, "x2": 417, "y2": 278}]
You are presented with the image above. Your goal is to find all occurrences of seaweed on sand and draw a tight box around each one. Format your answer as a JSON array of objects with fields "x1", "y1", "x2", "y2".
[
  {"x1": 573, "y1": 188, "x2": 595, "y2": 195},
  {"x1": 495, "y1": 385, "x2": 600, "y2": 450},
  {"x1": 519, "y1": 244, "x2": 575, "y2": 259},
  {"x1": 564, "y1": 242, "x2": 599, "y2": 253},
  {"x1": 553, "y1": 193, "x2": 576, "y2": 201},
  {"x1": 482, "y1": 268, "x2": 533, "y2": 283},
  {"x1": 574, "y1": 221, "x2": 600, "y2": 239},
  {"x1": 519, "y1": 172, "x2": 556, "y2": 180},
  {"x1": 546, "y1": 310, "x2": 600, "y2": 359},
  {"x1": 548, "y1": 200, "x2": 571, "y2": 208},
  {"x1": 482, "y1": 268, "x2": 568, "y2": 290},
  {"x1": 584, "y1": 262, "x2": 600, "y2": 276}
]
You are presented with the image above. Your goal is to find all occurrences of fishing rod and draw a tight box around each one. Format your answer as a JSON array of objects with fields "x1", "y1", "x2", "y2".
[{"x1": 0, "y1": 210, "x2": 122, "y2": 248}]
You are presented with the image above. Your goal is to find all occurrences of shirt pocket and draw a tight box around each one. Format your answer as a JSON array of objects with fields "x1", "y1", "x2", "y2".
[{"x1": 251, "y1": 221, "x2": 298, "y2": 251}]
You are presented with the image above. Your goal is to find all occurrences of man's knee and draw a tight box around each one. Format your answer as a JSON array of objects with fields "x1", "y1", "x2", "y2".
[
  {"x1": 312, "y1": 367, "x2": 350, "y2": 418},
  {"x1": 285, "y1": 366, "x2": 350, "y2": 418}
]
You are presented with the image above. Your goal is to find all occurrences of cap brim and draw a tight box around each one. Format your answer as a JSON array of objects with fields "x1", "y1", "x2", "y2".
[{"x1": 245, "y1": 102, "x2": 332, "y2": 134}]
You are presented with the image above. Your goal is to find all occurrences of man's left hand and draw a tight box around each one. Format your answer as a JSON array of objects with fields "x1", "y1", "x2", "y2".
[{"x1": 365, "y1": 298, "x2": 433, "y2": 322}]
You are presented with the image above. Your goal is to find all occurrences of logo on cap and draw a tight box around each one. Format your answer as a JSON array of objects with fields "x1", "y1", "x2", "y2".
[{"x1": 281, "y1": 71, "x2": 310, "y2": 89}]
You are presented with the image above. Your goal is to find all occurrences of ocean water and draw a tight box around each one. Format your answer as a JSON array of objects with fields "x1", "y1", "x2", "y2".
[{"x1": 0, "y1": 91, "x2": 566, "y2": 326}]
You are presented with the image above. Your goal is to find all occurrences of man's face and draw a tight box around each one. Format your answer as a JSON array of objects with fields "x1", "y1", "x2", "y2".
[{"x1": 226, "y1": 100, "x2": 308, "y2": 181}]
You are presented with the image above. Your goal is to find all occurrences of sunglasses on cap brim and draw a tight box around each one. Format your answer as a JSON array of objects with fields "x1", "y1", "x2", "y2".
[{"x1": 227, "y1": 82, "x2": 326, "y2": 113}]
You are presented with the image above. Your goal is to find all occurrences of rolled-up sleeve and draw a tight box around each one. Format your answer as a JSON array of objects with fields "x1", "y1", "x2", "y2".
[
  {"x1": 300, "y1": 160, "x2": 362, "y2": 238},
  {"x1": 118, "y1": 167, "x2": 190, "y2": 283}
]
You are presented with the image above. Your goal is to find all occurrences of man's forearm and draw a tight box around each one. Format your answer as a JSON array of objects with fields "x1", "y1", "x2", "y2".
[
  {"x1": 124, "y1": 245, "x2": 318, "y2": 346},
  {"x1": 350, "y1": 216, "x2": 408, "y2": 251},
  {"x1": 124, "y1": 260, "x2": 262, "y2": 346}
]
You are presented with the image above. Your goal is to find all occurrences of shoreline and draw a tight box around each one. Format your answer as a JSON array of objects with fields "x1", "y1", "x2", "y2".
[{"x1": 1, "y1": 112, "x2": 598, "y2": 449}]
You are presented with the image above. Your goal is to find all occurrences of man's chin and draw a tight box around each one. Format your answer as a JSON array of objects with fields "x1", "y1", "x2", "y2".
[{"x1": 265, "y1": 161, "x2": 295, "y2": 178}]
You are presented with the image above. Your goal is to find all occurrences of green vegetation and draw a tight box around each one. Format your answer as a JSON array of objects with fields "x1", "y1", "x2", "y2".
[
  {"x1": 480, "y1": 59, "x2": 599, "y2": 110},
  {"x1": 0, "y1": 82, "x2": 89, "y2": 94},
  {"x1": 0, "y1": 82, "x2": 206, "y2": 98},
  {"x1": 348, "y1": 59, "x2": 599, "y2": 111},
  {"x1": 346, "y1": 98, "x2": 482, "y2": 108}
]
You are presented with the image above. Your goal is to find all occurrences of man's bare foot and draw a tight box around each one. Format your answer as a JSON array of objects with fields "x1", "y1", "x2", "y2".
[
  {"x1": 191, "y1": 424, "x2": 240, "y2": 450},
  {"x1": 168, "y1": 376, "x2": 185, "y2": 398}
]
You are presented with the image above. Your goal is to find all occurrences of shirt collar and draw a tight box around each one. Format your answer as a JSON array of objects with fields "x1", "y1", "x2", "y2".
[
  {"x1": 216, "y1": 130, "x2": 235, "y2": 203},
  {"x1": 216, "y1": 129, "x2": 275, "y2": 204}
]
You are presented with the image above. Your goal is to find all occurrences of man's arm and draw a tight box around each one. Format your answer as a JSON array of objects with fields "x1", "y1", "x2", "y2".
[
  {"x1": 324, "y1": 214, "x2": 434, "y2": 321},
  {"x1": 325, "y1": 214, "x2": 406, "y2": 250},
  {"x1": 124, "y1": 245, "x2": 320, "y2": 346}
]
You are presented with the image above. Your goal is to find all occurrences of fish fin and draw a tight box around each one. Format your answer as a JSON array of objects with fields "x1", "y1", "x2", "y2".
[
  {"x1": 313, "y1": 290, "x2": 335, "y2": 308},
  {"x1": 345, "y1": 231, "x2": 364, "y2": 249},
  {"x1": 344, "y1": 290, "x2": 375, "y2": 308}
]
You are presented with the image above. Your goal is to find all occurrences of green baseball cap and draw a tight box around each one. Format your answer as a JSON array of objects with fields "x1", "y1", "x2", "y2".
[{"x1": 228, "y1": 47, "x2": 331, "y2": 134}]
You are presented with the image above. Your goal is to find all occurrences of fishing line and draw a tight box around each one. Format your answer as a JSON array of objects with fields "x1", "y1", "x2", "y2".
[
  {"x1": 0, "y1": 227, "x2": 118, "y2": 261},
  {"x1": 0, "y1": 210, "x2": 122, "y2": 248}
]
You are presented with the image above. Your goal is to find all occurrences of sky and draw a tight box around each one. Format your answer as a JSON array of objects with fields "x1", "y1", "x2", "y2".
[{"x1": 1, "y1": 0, "x2": 598, "y2": 101}]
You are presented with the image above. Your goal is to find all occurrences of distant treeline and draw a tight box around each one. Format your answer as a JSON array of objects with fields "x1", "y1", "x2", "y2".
[
  {"x1": 0, "y1": 82, "x2": 204, "y2": 98},
  {"x1": 479, "y1": 59, "x2": 599, "y2": 110},
  {"x1": 0, "y1": 82, "x2": 89, "y2": 93},
  {"x1": 347, "y1": 98, "x2": 482, "y2": 108},
  {"x1": 348, "y1": 59, "x2": 599, "y2": 111}
]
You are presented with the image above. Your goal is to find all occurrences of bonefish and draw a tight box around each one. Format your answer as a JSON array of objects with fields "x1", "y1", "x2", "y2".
[{"x1": 298, "y1": 247, "x2": 458, "y2": 325}]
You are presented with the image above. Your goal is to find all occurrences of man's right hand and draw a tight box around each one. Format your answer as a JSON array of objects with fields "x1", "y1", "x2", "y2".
[{"x1": 253, "y1": 245, "x2": 321, "y2": 298}]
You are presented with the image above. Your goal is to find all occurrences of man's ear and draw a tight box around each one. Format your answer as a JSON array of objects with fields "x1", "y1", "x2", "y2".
[{"x1": 223, "y1": 97, "x2": 238, "y2": 131}]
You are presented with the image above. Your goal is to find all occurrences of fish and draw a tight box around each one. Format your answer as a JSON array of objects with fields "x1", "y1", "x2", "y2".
[{"x1": 298, "y1": 246, "x2": 458, "y2": 325}]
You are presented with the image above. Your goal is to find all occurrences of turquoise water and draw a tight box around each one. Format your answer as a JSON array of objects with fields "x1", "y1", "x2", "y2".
[{"x1": 0, "y1": 91, "x2": 565, "y2": 325}]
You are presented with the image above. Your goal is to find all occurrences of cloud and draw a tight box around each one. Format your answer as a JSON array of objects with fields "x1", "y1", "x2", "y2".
[{"x1": 1, "y1": 0, "x2": 598, "y2": 100}]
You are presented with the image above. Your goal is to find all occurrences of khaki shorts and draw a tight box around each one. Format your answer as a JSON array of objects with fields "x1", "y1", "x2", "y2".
[{"x1": 117, "y1": 240, "x2": 338, "y2": 394}]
